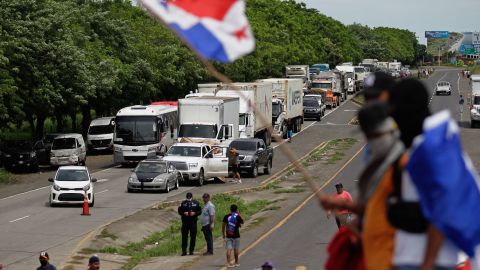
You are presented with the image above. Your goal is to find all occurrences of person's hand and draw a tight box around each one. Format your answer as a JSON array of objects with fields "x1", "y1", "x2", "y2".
[
  {"x1": 183, "y1": 212, "x2": 189, "y2": 216},
  {"x1": 209, "y1": 224, "x2": 214, "y2": 231}
]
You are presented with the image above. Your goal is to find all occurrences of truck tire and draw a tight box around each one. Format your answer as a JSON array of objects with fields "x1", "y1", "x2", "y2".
[
  {"x1": 293, "y1": 119, "x2": 298, "y2": 133},
  {"x1": 297, "y1": 118, "x2": 302, "y2": 131},
  {"x1": 197, "y1": 169, "x2": 205, "y2": 186},
  {"x1": 282, "y1": 123, "x2": 288, "y2": 139}
]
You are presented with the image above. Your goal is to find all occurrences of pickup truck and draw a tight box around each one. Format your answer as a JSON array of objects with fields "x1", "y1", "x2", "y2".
[
  {"x1": 229, "y1": 138, "x2": 273, "y2": 178},
  {"x1": 162, "y1": 143, "x2": 229, "y2": 186}
]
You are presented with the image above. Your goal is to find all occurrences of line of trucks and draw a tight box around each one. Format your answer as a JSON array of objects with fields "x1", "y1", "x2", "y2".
[{"x1": 469, "y1": 75, "x2": 480, "y2": 127}]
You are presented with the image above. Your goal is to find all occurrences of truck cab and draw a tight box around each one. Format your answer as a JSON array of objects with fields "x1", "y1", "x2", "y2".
[
  {"x1": 310, "y1": 80, "x2": 338, "y2": 108},
  {"x1": 469, "y1": 75, "x2": 480, "y2": 127}
]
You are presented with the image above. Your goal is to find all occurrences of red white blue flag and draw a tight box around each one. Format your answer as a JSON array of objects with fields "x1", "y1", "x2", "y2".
[{"x1": 140, "y1": 0, "x2": 255, "y2": 63}]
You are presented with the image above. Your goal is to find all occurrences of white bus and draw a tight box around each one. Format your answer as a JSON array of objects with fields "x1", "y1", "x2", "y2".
[{"x1": 113, "y1": 104, "x2": 178, "y2": 164}]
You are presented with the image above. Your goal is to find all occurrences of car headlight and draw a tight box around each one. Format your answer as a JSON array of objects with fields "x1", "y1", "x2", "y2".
[
  {"x1": 154, "y1": 177, "x2": 166, "y2": 183},
  {"x1": 243, "y1": 155, "x2": 253, "y2": 162},
  {"x1": 5, "y1": 154, "x2": 11, "y2": 158},
  {"x1": 83, "y1": 184, "x2": 91, "y2": 191},
  {"x1": 31, "y1": 152, "x2": 36, "y2": 158},
  {"x1": 115, "y1": 146, "x2": 122, "y2": 152},
  {"x1": 128, "y1": 174, "x2": 138, "y2": 183},
  {"x1": 188, "y1": 163, "x2": 198, "y2": 168},
  {"x1": 53, "y1": 184, "x2": 61, "y2": 191}
]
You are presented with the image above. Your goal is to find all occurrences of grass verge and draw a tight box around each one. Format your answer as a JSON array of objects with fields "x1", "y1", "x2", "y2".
[
  {"x1": 0, "y1": 169, "x2": 16, "y2": 185},
  {"x1": 98, "y1": 193, "x2": 270, "y2": 270}
]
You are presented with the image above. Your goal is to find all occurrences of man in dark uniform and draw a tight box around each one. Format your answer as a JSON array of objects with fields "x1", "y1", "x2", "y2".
[
  {"x1": 178, "y1": 192, "x2": 202, "y2": 256},
  {"x1": 37, "y1": 252, "x2": 57, "y2": 270}
]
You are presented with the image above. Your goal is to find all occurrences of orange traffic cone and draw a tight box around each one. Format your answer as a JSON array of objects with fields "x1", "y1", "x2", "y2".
[{"x1": 81, "y1": 195, "x2": 90, "y2": 216}]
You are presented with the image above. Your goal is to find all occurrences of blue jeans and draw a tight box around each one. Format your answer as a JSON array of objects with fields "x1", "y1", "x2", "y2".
[{"x1": 396, "y1": 266, "x2": 454, "y2": 270}]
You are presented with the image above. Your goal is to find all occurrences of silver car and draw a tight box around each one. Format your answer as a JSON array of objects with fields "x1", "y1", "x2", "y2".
[
  {"x1": 435, "y1": 81, "x2": 452, "y2": 95},
  {"x1": 127, "y1": 160, "x2": 181, "y2": 193}
]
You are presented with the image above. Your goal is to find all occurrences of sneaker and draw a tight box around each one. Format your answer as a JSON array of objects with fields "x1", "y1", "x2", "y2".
[
  {"x1": 235, "y1": 263, "x2": 240, "y2": 267},
  {"x1": 181, "y1": 252, "x2": 187, "y2": 256},
  {"x1": 189, "y1": 251, "x2": 194, "y2": 255},
  {"x1": 238, "y1": 179, "x2": 242, "y2": 184},
  {"x1": 227, "y1": 264, "x2": 235, "y2": 268},
  {"x1": 202, "y1": 252, "x2": 213, "y2": 256}
]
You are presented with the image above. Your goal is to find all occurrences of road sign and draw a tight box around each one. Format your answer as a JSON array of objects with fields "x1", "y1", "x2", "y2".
[
  {"x1": 473, "y1": 32, "x2": 480, "y2": 45},
  {"x1": 464, "y1": 48, "x2": 477, "y2": 54},
  {"x1": 425, "y1": 31, "x2": 449, "y2": 38},
  {"x1": 474, "y1": 44, "x2": 480, "y2": 49}
]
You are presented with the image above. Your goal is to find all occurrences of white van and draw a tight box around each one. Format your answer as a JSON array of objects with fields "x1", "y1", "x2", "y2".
[
  {"x1": 87, "y1": 117, "x2": 115, "y2": 152},
  {"x1": 50, "y1": 134, "x2": 87, "y2": 166}
]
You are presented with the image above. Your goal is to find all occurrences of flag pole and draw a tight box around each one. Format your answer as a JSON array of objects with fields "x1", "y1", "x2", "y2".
[{"x1": 139, "y1": 0, "x2": 326, "y2": 202}]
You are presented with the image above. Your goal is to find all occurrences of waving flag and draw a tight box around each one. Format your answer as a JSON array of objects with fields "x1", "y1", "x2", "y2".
[
  {"x1": 407, "y1": 110, "x2": 480, "y2": 264},
  {"x1": 140, "y1": 0, "x2": 255, "y2": 63}
]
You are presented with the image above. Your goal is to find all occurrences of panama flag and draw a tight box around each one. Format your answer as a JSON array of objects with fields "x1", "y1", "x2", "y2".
[
  {"x1": 407, "y1": 110, "x2": 480, "y2": 269},
  {"x1": 140, "y1": 0, "x2": 255, "y2": 63}
]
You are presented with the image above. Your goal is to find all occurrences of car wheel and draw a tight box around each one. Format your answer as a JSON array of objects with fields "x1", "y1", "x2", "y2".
[
  {"x1": 81, "y1": 158, "x2": 86, "y2": 166},
  {"x1": 264, "y1": 159, "x2": 272, "y2": 175},
  {"x1": 316, "y1": 114, "x2": 321, "y2": 121},
  {"x1": 165, "y1": 182, "x2": 170, "y2": 193},
  {"x1": 197, "y1": 169, "x2": 204, "y2": 186},
  {"x1": 89, "y1": 196, "x2": 94, "y2": 207},
  {"x1": 250, "y1": 164, "x2": 258, "y2": 178},
  {"x1": 49, "y1": 196, "x2": 55, "y2": 207},
  {"x1": 127, "y1": 188, "x2": 134, "y2": 193},
  {"x1": 175, "y1": 178, "x2": 179, "y2": 189}
]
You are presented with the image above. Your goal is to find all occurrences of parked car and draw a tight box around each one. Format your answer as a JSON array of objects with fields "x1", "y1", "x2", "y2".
[
  {"x1": 1, "y1": 140, "x2": 44, "y2": 172},
  {"x1": 50, "y1": 134, "x2": 87, "y2": 166},
  {"x1": 436, "y1": 81, "x2": 452, "y2": 95},
  {"x1": 304, "y1": 94, "x2": 326, "y2": 116},
  {"x1": 48, "y1": 166, "x2": 97, "y2": 207},
  {"x1": 229, "y1": 138, "x2": 273, "y2": 178},
  {"x1": 162, "y1": 143, "x2": 229, "y2": 186},
  {"x1": 127, "y1": 159, "x2": 181, "y2": 193},
  {"x1": 303, "y1": 98, "x2": 323, "y2": 121}
]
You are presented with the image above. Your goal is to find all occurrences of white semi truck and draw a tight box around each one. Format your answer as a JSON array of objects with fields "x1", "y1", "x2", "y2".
[
  {"x1": 259, "y1": 78, "x2": 304, "y2": 139},
  {"x1": 335, "y1": 65, "x2": 356, "y2": 94},
  {"x1": 177, "y1": 96, "x2": 239, "y2": 145},
  {"x1": 470, "y1": 75, "x2": 480, "y2": 127}
]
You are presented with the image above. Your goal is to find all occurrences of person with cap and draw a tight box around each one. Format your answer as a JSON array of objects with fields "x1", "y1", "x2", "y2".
[
  {"x1": 326, "y1": 182, "x2": 353, "y2": 228},
  {"x1": 178, "y1": 192, "x2": 202, "y2": 256},
  {"x1": 222, "y1": 204, "x2": 244, "y2": 268},
  {"x1": 86, "y1": 255, "x2": 100, "y2": 270},
  {"x1": 362, "y1": 71, "x2": 395, "y2": 103},
  {"x1": 37, "y1": 252, "x2": 57, "y2": 270},
  {"x1": 200, "y1": 192, "x2": 215, "y2": 255},
  {"x1": 320, "y1": 101, "x2": 405, "y2": 270}
]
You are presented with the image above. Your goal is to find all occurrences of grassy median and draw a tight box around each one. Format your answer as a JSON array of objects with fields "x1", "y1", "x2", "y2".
[
  {"x1": 97, "y1": 193, "x2": 270, "y2": 270},
  {"x1": 0, "y1": 169, "x2": 15, "y2": 185}
]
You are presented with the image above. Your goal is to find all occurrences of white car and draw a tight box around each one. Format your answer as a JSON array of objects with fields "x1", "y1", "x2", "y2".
[
  {"x1": 162, "y1": 143, "x2": 229, "y2": 186},
  {"x1": 48, "y1": 166, "x2": 97, "y2": 207},
  {"x1": 435, "y1": 81, "x2": 452, "y2": 95}
]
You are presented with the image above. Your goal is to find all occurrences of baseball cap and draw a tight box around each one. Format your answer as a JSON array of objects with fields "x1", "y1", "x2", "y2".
[
  {"x1": 39, "y1": 251, "x2": 49, "y2": 260},
  {"x1": 261, "y1": 261, "x2": 274, "y2": 269},
  {"x1": 88, "y1": 255, "x2": 100, "y2": 264},
  {"x1": 363, "y1": 72, "x2": 394, "y2": 100},
  {"x1": 186, "y1": 192, "x2": 193, "y2": 199}
]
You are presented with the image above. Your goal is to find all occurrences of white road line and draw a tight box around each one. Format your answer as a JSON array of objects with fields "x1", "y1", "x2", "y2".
[
  {"x1": 0, "y1": 186, "x2": 50, "y2": 202},
  {"x1": 9, "y1": 215, "x2": 29, "y2": 223},
  {"x1": 344, "y1": 109, "x2": 358, "y2": 112},
  {"x1": 96, "y1": 179, "x2": 109, "y2": 183},
  {"x1": 95, "y1": 189, "x2": 109, "y2": 195}
]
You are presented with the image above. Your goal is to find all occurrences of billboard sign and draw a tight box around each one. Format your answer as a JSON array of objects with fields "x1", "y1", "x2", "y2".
[
  {"x1": 425, "y1": 31, "x2": 449, "y2": 38},
  {"x1": 473, "y1": 32, "x2": 480, "y2": 45}
]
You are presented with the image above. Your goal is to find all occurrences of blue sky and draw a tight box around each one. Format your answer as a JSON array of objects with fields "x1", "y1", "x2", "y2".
[{"x1": 301, "y1": 0, "x2": 479, "y2": 44}]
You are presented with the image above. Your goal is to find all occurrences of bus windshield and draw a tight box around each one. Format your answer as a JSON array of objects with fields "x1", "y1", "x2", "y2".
[{"x1": 115, "y1": 116, "x2": 158, "y2": 146}]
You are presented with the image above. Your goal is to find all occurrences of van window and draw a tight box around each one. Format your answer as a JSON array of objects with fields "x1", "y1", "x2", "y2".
[
  {"x1": 88, "y1": 125, "x2": 114, "y2": 135},
  {"x1": 52, "y1": 138, "x2": 77, "y2": 150}
]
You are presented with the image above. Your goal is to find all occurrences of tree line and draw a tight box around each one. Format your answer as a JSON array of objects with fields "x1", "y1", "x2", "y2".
[{"x1": 0, "y1": 0, "x2": 421, "y2": 139}]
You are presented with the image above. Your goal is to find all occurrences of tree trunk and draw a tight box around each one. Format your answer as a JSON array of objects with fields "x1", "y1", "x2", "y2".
[
  {"x1": 55, "y1": 112, "x2": 64, "y2": 133},
  {"x1": 35, "y1": 114, "x2": 46, "y2": 140},
  {"x1": 70, "y1": 111, "x2": 77, "y2": 132},
  {"x1": 27, "y1": 114, "x2": 35, "y2": 139},
  {"x1": 81, "y1": 105, "x2": 91, "y2": 137}
]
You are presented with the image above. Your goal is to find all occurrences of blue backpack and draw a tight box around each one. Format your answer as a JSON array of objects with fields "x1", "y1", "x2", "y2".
[{"x1": 226, "y1": 213, "x2": 238, "y2": 237}]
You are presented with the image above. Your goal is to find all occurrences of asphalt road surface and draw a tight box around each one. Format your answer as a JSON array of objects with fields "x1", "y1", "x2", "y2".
[
  {"x1": 235, "y1": 67, "x2": 480, "y2": 269},
  {"x1": 0, "y1": 91, "x2": 360, "y2": 268}
]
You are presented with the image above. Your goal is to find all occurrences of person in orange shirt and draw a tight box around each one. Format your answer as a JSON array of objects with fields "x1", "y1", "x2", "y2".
[{"x1": 326, "y1": 182, "x2": 353, "y2": 228}]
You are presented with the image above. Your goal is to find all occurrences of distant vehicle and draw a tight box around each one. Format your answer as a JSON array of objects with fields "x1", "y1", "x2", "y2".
[
  {"x1": 470, "y1": 75, "x2": 480, "y2": 127},
  {"x1": 48, "y1": 166, "x2": 97, "y2": 207},
  {"x1": 285, "y1": 65, "x2": 311, "y2": 90},
  {"x1": 311, "y1": 63, "x2": 330, "y2": 74},
  {"x1": 435, "y1": 81, "x2": 452, "y2": 95},
  {"x1": 127, "y1": 159, "x2": 181, "y2": 193},
  {"x1": 114, "y1": 104, "x2": 177, "y2": 165},
  {"x1": 162, "y1": 143, "x2": 229, "y2": 186},
  {"x1": 229, "y1": 138, "x2": 274, "y2": 178},
  {"x1": 50, "y1": 134, "x2": 87, "y2": 166},
  {"x1": 87, "y1": 117, "x2": 115, "y2": 153},
  {"x1": 303, "y1": 98, "x2": 323, "y2": 121},
  {"x1": 354, "y1": 66, "x2": 368, "y2": 90},
  {"x1": 335, "y1": 65, "x2": 356, "y2": 94},
  {"x1": 304, "y1": 95, "x2": 326, "y2": 116},
  {"x1": 1, "y1": 140, "x2": 43, "y2": 172}
]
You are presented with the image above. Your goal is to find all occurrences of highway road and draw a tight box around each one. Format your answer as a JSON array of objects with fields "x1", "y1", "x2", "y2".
[
  {"x1": 233, "y1": 68, "x2": 480, "y2": 269},
  {"x1": 0, "y1": 91, "x2": 360, "y2": 268}
]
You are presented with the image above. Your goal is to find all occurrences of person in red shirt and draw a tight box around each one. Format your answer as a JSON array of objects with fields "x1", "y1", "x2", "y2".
[{"x1": 326, "y1": 182, "x2": 353, "y2": 228}]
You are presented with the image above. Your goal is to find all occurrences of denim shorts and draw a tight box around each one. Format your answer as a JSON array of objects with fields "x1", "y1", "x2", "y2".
[{"x1": 225, "y1": 238, "x2": 240, "y2": 250}]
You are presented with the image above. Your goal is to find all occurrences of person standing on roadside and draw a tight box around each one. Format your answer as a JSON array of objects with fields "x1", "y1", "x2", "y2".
[
  {"x1": 37, "y1": 252, "x2": 57, "y2": 270},
  {"x1": 229, "y1": 147, "x2": 241, "y2": 184},
  {"x1": 222, "y1": 204, "x2": 244, "y2": 268},
  {"x1": 459, "y1": 95, "x2": 465, "y2": 115},
  {"x1": 287, "y1": 119, "x2": 294, "y2": 143},
  {"x1": 326, "y1": 182, "x2": 353, "y2": 228},
  {"x1": 178, "y1": 192, "x2": 202, "y2": 256},
  {"x1": 86, "y1": 255, "x2": 100, "y2": 270},
  {"x1": 201, "y1": 193, "x2": 215, "y2": 255}
]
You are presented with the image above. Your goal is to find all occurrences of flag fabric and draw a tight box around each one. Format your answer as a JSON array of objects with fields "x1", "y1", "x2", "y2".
[
  {"x1": 407, "y1": 110, "x2": 480, "y2": 261},
  {"x1": 140, "y1": 0, "x2": 255, "y2": 63}
]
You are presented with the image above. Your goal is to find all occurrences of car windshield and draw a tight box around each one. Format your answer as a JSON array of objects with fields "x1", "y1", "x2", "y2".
[
  {"x1": 135, "y1": 162, "x2": 167, "y2": 173},
  {"x1": 56, "y1": 169, "x2": 89, "y2": 181},
  {"x1": 438, "y1": 82, "x2": 450, "y2": 87},
  {"x1": 88, "y1": 124, "x2": 114, "y2": 135},
  {"x1": 304, "y1": 100, "x2": 319, "y2": 107},
  {"x1": 52, "y1": 138, "x2": 76, "y2": 150},
  {"x1": 178, "y1": 124, "x2": 217, "y2": 139},
  {"x1": 311, "y1": 82, "x2": 332, "y2": 88},
  {"x1": 167, "y1": 146, "x2": 202, "y2": 157},
  {"x1": 230, "y1": 141, "x2": 257, "y2": 151},
  {"x1": 354, "y1": 68, "x2": 364, "y2": 73}
]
